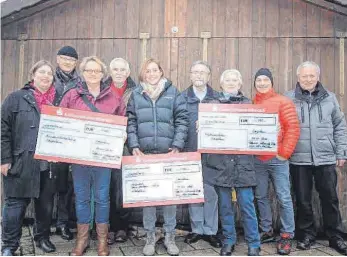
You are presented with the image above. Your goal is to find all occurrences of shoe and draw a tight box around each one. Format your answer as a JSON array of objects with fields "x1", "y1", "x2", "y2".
[
  {"x1": 329, "y1": 240, "x2": 347, "y2": 255},
  {"x1": 35, "y1": 239, "x2": 56, "y2": 253},
  {"x1": 107, "y1": 231, "x2": 116, "y2": 245},
  {"x1": 143, "y1": 232, "x2": 156, "y2": 256},
  {"x1": 184, "y1": 233, "x2": 203, "y2": 244},
  {"x1": 70, "y1": 224, "x2": 90, "y2": 256},
  {"x1": 204, "y1": 235, "x2": 222, "y2": 248},
  {"x1": 277, "y1": 233, "x2": 292, "y2": 255},
  {"x1": 96, "y1": 223, "x2": 110, "y2": 256},
  {"x1": 164, "y1": 232, "x2": 179, "y2": 256},
  {"x1": 260, "y1": 230, "x2": 275, "y2": 243},
  {"x1": 296, "y1": 236, "x2": 315, "y2": 250},
  {"x1": 115, "y1": 229, "x2": 128, "y2": 242},
  {"x1": 1, "y1": 248, "x2": 13, "y2": 256},
  {"x1": 220, "y1": 244, "x2": 235, "y2": 256},
  {"x1": 248, "y1": 247, "x2": 261, "y2": 256},
  {"x1": 56, "y1": 226, "x2": 73, "y2": 241}
]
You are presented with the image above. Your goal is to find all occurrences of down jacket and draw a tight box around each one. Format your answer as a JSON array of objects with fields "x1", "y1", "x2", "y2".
[
  {"x1": 126, "y1": 80, "x2": 189, "y2": 154},
  {"x1": 285, "y1": 82, "x2": 347, "y2": 166},
  {"x1": 202, "y1": 92, "x2": 257, "y2": 188},
  {"x1": 253, "y1": 88, "x2": 300, "y2": 161}
]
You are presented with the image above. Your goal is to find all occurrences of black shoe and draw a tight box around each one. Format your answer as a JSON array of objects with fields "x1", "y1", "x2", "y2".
[
  {"x1": 220, "y1": 244, "x2": 235, "y2": 256},
  {"x1": 115, "y1": 229, "x2": 128, "y2": 243},
  {"x1": 56, "y1": 226, "x2": 73, "y2": 240},
  {"x1": 329, "y1": 240, "x2": 347, "y2": 255},
  {"x1": 35, "y1": 239, "x2": 56, "y2": 253},
  {"x1": 184, "y1": 233, "x2": 203, "y2": 244},
  {"x1": 296, "y1": 237, "x2": 315, "y2": 250},
  {"x1": 1, "y1": 248, "x2": 13, "y2": 256},
  {"x1": 204, "y1": 235, "x2": 222, "y2": 248},
  {"x1": 260, "y1": 230, "x2": 275, "y2": 243},
  {"x1": 248, "y1": 247, "x2": 261, "y2": 256}
]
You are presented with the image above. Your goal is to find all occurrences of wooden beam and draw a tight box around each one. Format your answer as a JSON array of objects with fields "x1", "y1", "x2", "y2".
[
  {"x1": 200, "y1": 31, "x2": 211, "y2": 62},
  {"x1": 139, "y1": 32, "x2": 150, "y2": 62},
  {"x1": 303, "y1": 0, "x2": 347, "y2": 16}
]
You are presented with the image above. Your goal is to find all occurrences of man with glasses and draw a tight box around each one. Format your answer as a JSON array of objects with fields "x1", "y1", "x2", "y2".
[
  {"x1": 181, "y1": 61, "x2": 222, "y2": 248},
  {"x1": 53, "y1": 46, "x2": 81, "y2": 241}
]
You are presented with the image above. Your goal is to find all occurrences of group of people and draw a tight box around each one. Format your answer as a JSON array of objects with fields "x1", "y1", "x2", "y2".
[{"x1": 1, "y1": 45, "x2": 347, "y2": 256}]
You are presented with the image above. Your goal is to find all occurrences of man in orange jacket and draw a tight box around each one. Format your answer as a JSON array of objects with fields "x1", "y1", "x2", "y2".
[{"x1": 253, "y1": 68, "x2": 300, "y2": 255}]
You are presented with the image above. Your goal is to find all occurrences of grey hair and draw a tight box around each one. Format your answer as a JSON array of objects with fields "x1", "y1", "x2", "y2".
[
  {"x1": 190, "y1": 60, "x2": 211, "y2": 73},
  {"x1": 220, "y1": 69, "x2": 243, "y2": 86},
  {"x1": 79, "y1": 56, "x2": 108, "y2": 79},
  {"x1": 296, "y1": 61, "x2": 320, "y2": 76},
  {"x1": 109, "y1": 57, "x2": 130, "y2": 72}
]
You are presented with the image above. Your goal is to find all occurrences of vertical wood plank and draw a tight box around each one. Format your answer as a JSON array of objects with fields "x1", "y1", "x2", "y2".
[
  {"x1": 212, "y1": 0, "x2": 226, "y2": 38},
  {"x1": 2, "y1": 40, "x2": 18, "y2": 97},
  {"x1": 185, "y1": 38, "x2": 201, "y2": 90},
  {"x1": 52, "y1": 39, "x2": 66, "y2": 67},
  {"x1": 102, "y1": 0, "x2": 115, "y2": 38},
  {"x1": 1, "y1": 22, "x2": 18, "y2": 40},
  {"x1": 41, "y1": 9, "x2": 54, "y2": 39},
  {"x1": 40, "y1": 40, "x2": 53, "y2": 62},
  {"x1": 185, "y1": 0, "x2": 199, "y2": 37},
  {"x1": 199, "y1": 0, "x2": 213, "y2": 33},
  {"x1": 65, "y1": 0, "x2": 78, "y2": 39},
  {"x1": 28, "y1": 13, "x2": 42, "y2": 39},
  {"x1": 175, "y1": 0, "x2": 187, "y2": 37},
  {"x1": 265, "y1": 0, "x2": 279, "y2": 37},
  {"x1": 88, "y1": 39, "x2": 101, "y2": 57},
  {"x1": 126, "y1": 0, "x2": 140, "y2": 38},
  {"x1": 170, "y1": 38, "x2": 179, "y2": 88},
  {"x1": 293, "y1": 0, "x2": 307, "y2": 37},
  {"x1": 292, "y1": 38, "x2": 307, "y2": 88},
  {"x1": 239, "y1": 0, "x2": 252, "y2": 37},
  {"x1": 114, "y1": 0, "x2": 127, "y2": 38},
  {"x1": 279, "y1": 38, "x2": 293, "y2": 92},
  {"x1": 334, "y1": 39, "x2": 341, "y2": 108},
  {"x1": 225, "y1": 38, "x2": 239, "y2": 70},
  {"x1": 306, "y1": 38, "x2": 320, "y2": 65},
  {"x1": 252, "y1": 0, "x2": 266, "y2": 38},
  {"x1": 265, "y1": 38, "x2": 280, "y2": 92},
  {"x1": 162, "y1": 39, "x2": 172, "y2": 81},
  {"x1": 53, "y1": 3, "x2": 66, "y2": 39},
  {"x1": 112, "y1": 39, "x2": 126, "y2": 61},
  {"x1": 279, "y1": 0, "x2": 293, "y2": 37},
  {"x1": 238, "y1": 38, "x2": 252, "y2": 98},
  {"x1": 320, "y1": 38, "x2": 335, "y2": 92},
  {"x1": 306, "y1": 4, "x2": 321, "y2": 37},
  {"x1": 152, "y1": 0, "x2": 165, "y2": 38},
  {"x1": 211, "y1": 38, "x2": 226, "y2": 90},
  {"x1": 225, "y1": 0, "x2": 239, "y2": 37},
  {"x1": 89, "y1": 0, "x2": 102, "y2": 38},
  {"x1": 252, "y1": 38, "x2": 266, "y2": 96},
  {"x1": 139, "y1": 0, "x2": 152, "y2": 35},
  {"x1": 344, "y1": 38, "x2": 347, "y2": 114},
  {"x1": 76, "y1": 40, "x2": 89, "y2": 61},
  {"x1": 27, "y1": 40, "x2": 41, "y2": 71},
  {"x1": 320, "y1": 9, "x2": 334, "y2": 38},
  {"x1": 100, "y1": 39, "x2": 114, "y2": 67},
  {"x1": 77, "y1": 0, "x2": 90, "y2": 39},
  {"x1": 125, "y1": 39, "x2": 139, "y2": 82},
  {"x1": 177, "y1": 38, "x2": 186, "y2": 90}
]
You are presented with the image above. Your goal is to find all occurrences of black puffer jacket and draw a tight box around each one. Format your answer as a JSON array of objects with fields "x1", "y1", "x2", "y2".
[
  {"x1": 202, "y1": 92, "x2": 257, "y2": 188},
  {"x1": 54, "y1": 68, "x2": 81, "y2": 105},
  {"x1": 126, "y1": 80, "x2": 189, "y2": 154}
]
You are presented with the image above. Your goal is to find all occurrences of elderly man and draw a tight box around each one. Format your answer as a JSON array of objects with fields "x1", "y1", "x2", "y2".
[
  {"x1": 106, "y1": 58, "x2": 136, "y2": 244},
  {"x1": 181, "y1": 61, "x2": 222, "y2": 248},
  {"x1": 285, "y1": 61, "x2": 347, "y2": 255},
  {"x1": 54, "y1": 46, "x2": 81, "y2": 241}
]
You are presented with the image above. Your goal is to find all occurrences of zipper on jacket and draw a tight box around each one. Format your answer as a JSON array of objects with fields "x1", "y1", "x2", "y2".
[
  {"x1": 318, "y1": 103, "x2": 322, "y2": 122},
  {"x1": 300, "y1": 102, "x2": 305, "y2": 123},
  {"x1": 152, "y1": 100, "x2": 157, "y2": 151},
  {"x1": 307, "y1": 101, "x2": 314, "y2": 165}
]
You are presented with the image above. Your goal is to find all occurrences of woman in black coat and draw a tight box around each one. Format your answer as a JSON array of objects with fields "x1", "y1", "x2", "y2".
[
  {"x1": 202, "y1": 69, "x2": 261, "y2": 256},
  {"x1": 1, "y1": 60, "x2": 59, "y2": 255}
]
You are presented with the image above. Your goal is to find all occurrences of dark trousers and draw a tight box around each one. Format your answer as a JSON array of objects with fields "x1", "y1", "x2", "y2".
[
  {"x1": 2, "y1": 170, "x2": 55, "y2": 252},
  {"x1": 109, "y1": 169, "x2": 131, "y2": 232},
  {"x1": 290, "y1": 164, "x2": 344, "y2": 242}
]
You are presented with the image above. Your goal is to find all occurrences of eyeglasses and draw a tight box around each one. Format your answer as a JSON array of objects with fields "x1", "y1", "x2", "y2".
[
  {"x1": 190, "y1": 71, "x2": 209, "y2": 76},
  {"x1": 84, "y1": 69, "x2": 103, "y2": 75},
  {"x1": 59, "y1": 55, "x2": 77, "y2": 63}
]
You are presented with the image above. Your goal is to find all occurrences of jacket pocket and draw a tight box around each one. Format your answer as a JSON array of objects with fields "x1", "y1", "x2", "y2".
[
  {"x1": 205, "y1": 154, "x2": 226, "y2": 170},
  {"x1": 327, "y1": 136, "x2": 336, "y2": 152},
  {"x1": 8, "y1": 150, "x2": 25, "y2": 177}
]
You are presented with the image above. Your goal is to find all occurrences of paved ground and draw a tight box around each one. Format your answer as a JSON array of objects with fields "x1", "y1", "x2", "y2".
[{"x1": 16, "y1": 226, "x2": 344, "y2": 256}]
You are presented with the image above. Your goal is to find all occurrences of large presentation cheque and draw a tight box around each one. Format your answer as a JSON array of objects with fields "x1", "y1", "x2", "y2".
[
  {"x1": 122, "y1": 152, "x2": 204, "y2": 208},
  {"x1": 34, "y1": 105, "x2": 127, "y2": 169},
  {"x1": 198, "y1": 104, "x2": 279, "y2": 155}
]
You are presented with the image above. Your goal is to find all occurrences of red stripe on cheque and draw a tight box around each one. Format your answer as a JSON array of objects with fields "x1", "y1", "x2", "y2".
[
  {"x1": 123, "y1": 198, "x2": 205, "y2": 208},
  {"x1": 41, "y1": 105, "x2": 128, "y2": 126},
  {"x1": 198, "y1": 103, "x2": 279, "y2": 113},
  {"x1": 122, "y1": 152, "x2": 201, "y2": 165}
]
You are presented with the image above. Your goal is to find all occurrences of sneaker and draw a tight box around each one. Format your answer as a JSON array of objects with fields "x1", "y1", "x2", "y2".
[
  {"x1": 164, "y1": 233, "x2": 179, "y2": 256},
  {"x1": 143, "y1": 232, "x2": 156, "y2": 256},
  {"x1": 260, "y1": 230, "x2": 275, "y2": 243},
  {"x1": 277, "y1": 233, "x2": 292, "y2": 255}
]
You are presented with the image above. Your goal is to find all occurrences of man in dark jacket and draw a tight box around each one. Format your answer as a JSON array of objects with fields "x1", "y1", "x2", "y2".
[
  {"x1": 285, "y1": 61, "x2": 347, "y2": 255},
  {"x1": 181, "y1": 61, "x2": 222, "y2": 248},
  {"x1": 53, "y1": 46, "x2": 81, "y2": 240}
]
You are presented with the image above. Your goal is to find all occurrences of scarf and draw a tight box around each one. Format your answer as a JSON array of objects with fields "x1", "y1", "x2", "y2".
[
  {"x1": 56, "y1": 67, "x2": 75, "y2": 84},
  {"x1": 31, "y1": 82, "x2": 56, "y2": 110},
  {"x1": 141, "y1": 78, "x2": 167, "y2": 101}
]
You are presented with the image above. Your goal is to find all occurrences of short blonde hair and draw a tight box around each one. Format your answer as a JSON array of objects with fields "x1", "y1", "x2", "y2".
[
  {"x1": 139, "y1": 58, "x2": 164, "y2": 82},
  {"x1": 29, "y1": 60, "x2": 54, "y2": 78},
  {"x1": 79, "y1": 56, "x2": 107, "y2": 79},
  {"x1": 220, "y1": 69, "x2": 243, "y2": 86}
]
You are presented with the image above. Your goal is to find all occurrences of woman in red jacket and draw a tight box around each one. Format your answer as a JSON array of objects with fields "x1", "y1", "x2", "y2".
[
  {"x1": 60, "y1": 56, "x2": 125, "y2": 256},
  {"x1": 252, "y1": 68, "x2": 300, "y2": 255}
]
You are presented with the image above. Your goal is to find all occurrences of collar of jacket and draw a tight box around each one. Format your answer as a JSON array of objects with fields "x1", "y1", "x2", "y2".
[
  {"x1": 104, "y1": 76, "x2": 137, "y2": 91},
  {"x1": 186, "y1": 84, "x2": 215, "y2": 103},
  {"x1": 77, "y1": 80, "x2": 111, "y2": 99},
  {"x1": 218, "y1": 91, "x2": 247, "y2": 103},
  {"x1": 294, "y1": 81, "x2": 328, "y2": 102},
  {"x1": 139, "y1": 79, "x2": 172, "y2": 95},
  {"x1": 254, "y1": 88, "x2": 276, "y2": 103},
  {"x1": 21, "y1": 82, "x2": 41, "y2": 114}
]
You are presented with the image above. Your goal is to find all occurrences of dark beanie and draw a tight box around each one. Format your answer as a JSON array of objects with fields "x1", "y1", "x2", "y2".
[
  {"x1": 254, "y1": 68, "x2": 273, "y2": 87},
  {"x1": 57, "y1": 46, "x2": 78, "y2": 59}
]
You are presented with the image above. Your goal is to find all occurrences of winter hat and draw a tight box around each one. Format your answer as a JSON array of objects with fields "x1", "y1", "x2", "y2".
[
  {"x1": 254, "y1": 68, "x2": 273, "y2": 87},
  {"x1": 57, "y1": 46, "x2": 78, "y2": 60}
]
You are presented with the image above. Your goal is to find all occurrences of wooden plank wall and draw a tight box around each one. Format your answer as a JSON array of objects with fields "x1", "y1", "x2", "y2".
[{"x1": 1, "y1": 0, "x2": 347, "y2": 228}]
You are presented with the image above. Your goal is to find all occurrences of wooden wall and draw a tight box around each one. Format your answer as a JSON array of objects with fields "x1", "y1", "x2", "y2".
[{"x1": 1, "y1": 0, "x2": 347, "y2": 230}]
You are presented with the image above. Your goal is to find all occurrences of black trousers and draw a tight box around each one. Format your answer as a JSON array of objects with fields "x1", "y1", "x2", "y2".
[
  {"x1": 2, "y1": 170, "x2": 56, "y2": 252},
  {"x1": 109, "y1": 169, "x2": 131, "y2": 232},
  {"x1": 290, "y1": 164, "x2": 344, "y2": 241}
]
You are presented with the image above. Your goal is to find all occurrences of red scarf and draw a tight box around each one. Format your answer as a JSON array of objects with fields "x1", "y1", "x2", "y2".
[
  {"x1": 31, "y1": 82, "x2": 56, "y2": 110},
  {"x1": 111, "y1": 81, "x2": 127, "y2": 97}
]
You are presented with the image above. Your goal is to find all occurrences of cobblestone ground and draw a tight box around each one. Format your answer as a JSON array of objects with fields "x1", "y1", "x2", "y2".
[{"x1": 15, "y1": 226, "x2": 343, "y2": 256}]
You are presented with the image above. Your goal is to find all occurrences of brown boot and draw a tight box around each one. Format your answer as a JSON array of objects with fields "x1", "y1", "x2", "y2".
[
  {"x1": 96, "y1": 224, "x2": 110, "y2": 256},
  {"x1": 70, "y1": 224, "x2": 90, "y2": 256}
]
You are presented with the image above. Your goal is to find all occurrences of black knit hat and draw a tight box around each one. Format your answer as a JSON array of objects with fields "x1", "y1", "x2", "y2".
[
  {"x1": 254, "y1": 68, "x2": 273, "y2": 87},
  {"x1": 57, "y1": 46, "x2": 78, "y2": 60}
]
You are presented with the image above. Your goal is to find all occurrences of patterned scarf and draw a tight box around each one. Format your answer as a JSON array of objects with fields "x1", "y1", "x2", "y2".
[
  {"x1": 140, "y1": 78, "x2": 167, "y2": 101},
  {"x1": 31, "y1": 82, "x2": 56, "y2": 110}
]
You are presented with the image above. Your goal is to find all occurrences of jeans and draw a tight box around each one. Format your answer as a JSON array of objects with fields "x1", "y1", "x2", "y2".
[
  {"x1": 2, "y1": 171, "x2": 55, "y2": 252},
  {"x1": 143, "y1": 205, "x2": 177, "y2": 234},
  {"x1": 215, "y1": 186, "x2": 260, "y2": 248},
  {"x1": 290, "y1": 164, "x2": 344, "y2": 241},
  {"x1": 71, "y1": 164, "x2": 111, "y2": 224},
  {"x1": 188, "y1": 183, "x2": 218, "y2": 235},
  {"x1": 254, "y1": 157, "x2": 295, "y2": 238}
]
